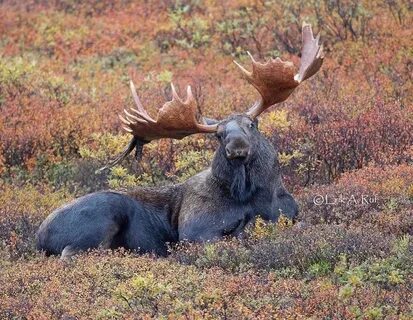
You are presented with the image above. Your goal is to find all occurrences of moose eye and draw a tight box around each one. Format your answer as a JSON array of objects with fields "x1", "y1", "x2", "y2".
[{"x1": 249, "y1": 122, "x2": 255, "y2": 129}]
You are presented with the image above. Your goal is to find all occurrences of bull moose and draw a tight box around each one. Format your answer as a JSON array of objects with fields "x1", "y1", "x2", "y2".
[{"x1": 36, "y1": 23, "x2": 324, "y2": 258}]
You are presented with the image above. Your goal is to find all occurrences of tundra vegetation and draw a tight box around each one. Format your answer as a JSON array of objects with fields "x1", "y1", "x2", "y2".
[{"x1": 0, "y1": 0, "x2": 412, "y2": 319}]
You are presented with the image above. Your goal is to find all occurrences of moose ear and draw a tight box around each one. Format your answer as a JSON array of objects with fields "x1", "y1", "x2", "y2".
[
  {"x1": 97, "y1": 137, "x2": 147, "y2": 173},
  {"x1": 203, "y1": 117, "x2": 220, "y2": 125}
]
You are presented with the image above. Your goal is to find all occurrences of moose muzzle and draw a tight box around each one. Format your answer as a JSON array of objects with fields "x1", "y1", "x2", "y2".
[{"x1": 224, "y1": 133, "x2": 250, "y2": 160}]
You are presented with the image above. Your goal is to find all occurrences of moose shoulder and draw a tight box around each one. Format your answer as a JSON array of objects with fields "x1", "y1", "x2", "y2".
[{"x1": 36, "y1": 23, "x2": 324, "y2": 259}]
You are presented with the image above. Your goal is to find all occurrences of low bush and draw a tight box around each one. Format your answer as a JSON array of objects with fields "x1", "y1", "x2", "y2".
[
  {"x1": 298, "y1": 164, "x2": 413, "y2": 234},
  {"x1": 0, "y1": 243, "x2": 411, "y2": 319},
  {"x1": 171, "y1": 223, "x2": 395, "y2": 275},
  {"x1": 0, "y1": 184, "x2": 71, "y2": 260}
]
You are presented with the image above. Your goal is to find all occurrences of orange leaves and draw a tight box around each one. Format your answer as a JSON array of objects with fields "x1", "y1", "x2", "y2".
[{"x1": 278, "y1": 100, "x2": 413, "y2": 187}]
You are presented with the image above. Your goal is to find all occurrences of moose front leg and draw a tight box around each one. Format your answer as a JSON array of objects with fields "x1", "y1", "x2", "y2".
[
  {"x1": 179, "y1": 212, "x2": 249, "y2": 243},
  {"x1": 222, "y1": 217, "x2": 248, "y2": 237}
]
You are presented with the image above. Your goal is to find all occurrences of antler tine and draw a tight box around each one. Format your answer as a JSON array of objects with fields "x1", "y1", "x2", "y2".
[
  {"x1": 246, "y1": 51, "x2": 257, "y2": 64},
  {"x1": 233, "y1": 59, "x2": 252, "y2": 78},
  {"x1": 186, "y1": 85, "x2": 193, "y2": 102},
  {"x1": 129, "y1": 81, "x2": 147, "y2": 115},
  {"x1": 170, "y1": 83, "x2": 180, "y2": 100},
  {"x1": 119, "y1": 114, "x2": 132, "y2": 125},
  {"x1": 128, "y1": 81, "x2": 156, "y2": 124},
  {"x1": 235, "y1": 22, "x2": 324, "y2": 119},
  {"x1": 124, "y1": 109, "x2": 148, "y2": 124},
  {"x1": 296, "y1": 22, "x2": 324, "y2": 83},
  {"x1": 121, "y1": 80, "x2": 218, "y2": 143}
]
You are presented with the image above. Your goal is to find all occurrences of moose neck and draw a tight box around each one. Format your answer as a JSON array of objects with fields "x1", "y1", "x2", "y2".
[{"x1": 211, "y1": 137, "x2": 277, "y2": 203}]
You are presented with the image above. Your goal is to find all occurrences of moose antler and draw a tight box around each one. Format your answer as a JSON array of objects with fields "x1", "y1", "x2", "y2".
[
  {"x1": 120, "y1": 81, "x2": 217, "y2": 141},
  {"x1": 234, "y1": 22, "x2": 324, "y2": 118},
  {"x1": 98, "y1": 81, "x2": 217, "y2": 171}
]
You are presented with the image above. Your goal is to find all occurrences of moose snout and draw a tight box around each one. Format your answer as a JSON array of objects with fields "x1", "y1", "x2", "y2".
[
  {"x1": 225, "y1": 138, "x2": 250, "y2": 160},
  {"x1": 225, "y1": 147, "x2": 249, "y2": 159}
]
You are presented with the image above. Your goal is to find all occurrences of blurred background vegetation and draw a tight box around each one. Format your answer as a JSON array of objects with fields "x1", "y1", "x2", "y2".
[
  {"x1": 1, "y1": 0, "x2": 411, "y2": 192},
  {"x1": 0, "y1": 0, "x2": 412, "y2": 318}
]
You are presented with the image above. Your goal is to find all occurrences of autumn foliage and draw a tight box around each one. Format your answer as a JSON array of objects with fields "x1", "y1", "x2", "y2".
[{"x1": 0, "y1": 0, "x2": 412, "y2": 318}]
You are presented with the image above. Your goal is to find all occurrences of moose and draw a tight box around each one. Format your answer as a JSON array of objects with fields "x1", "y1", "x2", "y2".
[{"x1": 36, "y1": 23, "x2": 324, "y2": 258}]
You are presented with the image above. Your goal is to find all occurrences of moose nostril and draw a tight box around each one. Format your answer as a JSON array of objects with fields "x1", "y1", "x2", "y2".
[
  {"x1": 239, "y1": 149, "x2": 249, "y2": 158},
  {"x1": 225, "y1": 142, "x2": 249, "y2": 159},
  {"x1": 227, "y1": 149, "x2": 248, "y2": 159},
  {"x1": 225, "y1": 147, "x2": 231, "y2": 156}
]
